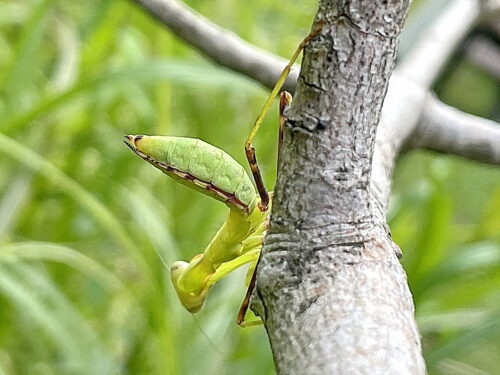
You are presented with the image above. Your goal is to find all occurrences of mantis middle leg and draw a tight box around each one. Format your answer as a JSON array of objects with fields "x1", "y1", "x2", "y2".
[
  {"x1": 244, "y1": 22, "x2": 323, "y2": 211},
  {"x1": 237, "y1": 91, "x2": 293, "y2": 327}
]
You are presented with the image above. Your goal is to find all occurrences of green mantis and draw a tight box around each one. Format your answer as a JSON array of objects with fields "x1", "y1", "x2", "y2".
[
  {"x1": 124, "y1": 134, "x2": 269, "y2": 315},
  {"x1": 124, "y1": 23, "x2": 322, "y2": 325}
]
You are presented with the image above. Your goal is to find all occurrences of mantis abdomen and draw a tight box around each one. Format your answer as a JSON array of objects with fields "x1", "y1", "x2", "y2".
[{"x1": 125, "y1": 135, "x2": 256, "y2": 213}]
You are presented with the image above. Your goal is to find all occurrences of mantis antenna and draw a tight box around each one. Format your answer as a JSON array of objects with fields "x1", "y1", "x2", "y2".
[{"x1": 244, "y1": 21, "x2": 324, "y2": 212}]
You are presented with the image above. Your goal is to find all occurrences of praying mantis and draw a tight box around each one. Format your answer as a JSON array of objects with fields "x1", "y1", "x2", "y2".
[{"x1": 124, "y1": 23, "x2": 323, "y2": 326}]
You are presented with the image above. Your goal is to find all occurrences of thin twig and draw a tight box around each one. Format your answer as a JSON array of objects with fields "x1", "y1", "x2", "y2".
[
  {"x1": 411, "y1": 94, "x2": 500, "y2": 165},
  {"x1": 131, "y1": 0, "x2": 298, "y2": 91}
]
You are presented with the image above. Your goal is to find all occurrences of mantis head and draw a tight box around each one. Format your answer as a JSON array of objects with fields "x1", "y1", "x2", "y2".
[{"x1": 170, "y1": 258, "x2": 212, "y2": 313}]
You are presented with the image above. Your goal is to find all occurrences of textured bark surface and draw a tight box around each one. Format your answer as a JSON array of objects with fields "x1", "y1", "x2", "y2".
[{"x1": 252, "y1": 1, "x2": 427, "y2": 374}]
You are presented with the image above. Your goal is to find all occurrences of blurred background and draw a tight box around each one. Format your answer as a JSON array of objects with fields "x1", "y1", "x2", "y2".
[{"x1": 0, "y1": 0, "x2": 499, "y2": 374}]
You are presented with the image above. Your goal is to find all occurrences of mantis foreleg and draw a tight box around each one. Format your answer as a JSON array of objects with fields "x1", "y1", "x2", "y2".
[{"x1": 170, "y1": 202, "x2": 268, "y2": 312}]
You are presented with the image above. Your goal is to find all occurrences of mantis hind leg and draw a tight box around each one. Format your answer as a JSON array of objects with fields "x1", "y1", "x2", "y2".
[
  {"x1": 236, "y1": 263, "x2": 260, "y2": 326},
  {"x1": 244, "y1": 23, "x2": 323, "y2": 212},
  {"x1": 278, "y1": 91, "x2": 292, "y2": 173}
]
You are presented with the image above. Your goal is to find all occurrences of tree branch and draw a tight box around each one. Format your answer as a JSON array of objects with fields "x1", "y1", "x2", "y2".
[
  {"x1": 396, "y1": 0, "x2": 479, "y2": 88},
  {"x1": 466, "y1": 35, "x2": 500, "y2": 80},
  {"x1": 410, "y1": 94, "x2": 500, "y2": 164},
  {"x1": 253, "y1": 1, "x2": 428, "y2": 372},
  {"x1": 131, "y1": 0, "x2": 298, "y2": 91},
  {"x1": 371, "y1": 0, "x2": 492, "y2": 208},
  {"x1": 485, "y1": 0, "x2": 500, "y2": 17}
]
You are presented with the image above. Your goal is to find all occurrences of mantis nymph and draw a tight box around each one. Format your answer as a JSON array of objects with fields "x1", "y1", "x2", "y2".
[{"x1": 125, "y1": 23, "x2": 322, "y2": 325}]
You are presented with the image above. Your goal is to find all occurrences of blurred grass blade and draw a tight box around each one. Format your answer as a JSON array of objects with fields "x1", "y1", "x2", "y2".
[
  {"x1": 51, "y1": 18, "x2": 79, "y2": 91},
  {"x1": 80, "y1": 0, "x2": 121, "y2": 45},
  {"x1": 475, "y1": 186, "x2": 500, "y2": 240},
  {"x1": 1, "y1": 0, "x2": 54, "y2": 110},
  {"x1": 437, "y1": 359, "x2": 491, "y2": 375},
  {"x1": 0, "y1": 262, "x2": 119, "y2": 374},
  {"x1": 407, "y1": 171, "x2": 452, "y2": 293},
  {"x1": 426, "y1": 309, "x2": 500, "y2": 366},
  {"x1": 0, "y1": 241, "x2": 122, "y2": 290},
  {"x1": 418, "y1": 309, "x2": 488, "y2": 334},
  {"x1": 122, "y1": 182, "x2": 178, "y2": 265},
  {"x1": 411, "y1": 241, "x2": 500, "y2": 298},
  {"x1": 0, "y1": 132, "x2": 180, "y2": 374},
  {"x1": 0, "y1": 132, "x2": 158, "y2": 287},
  {"x1": 1, "y1": 60, "x2": 262, "y2": 133},
  {"x1": 0, "y1": 171, "x2": 32, "y2": 242}
]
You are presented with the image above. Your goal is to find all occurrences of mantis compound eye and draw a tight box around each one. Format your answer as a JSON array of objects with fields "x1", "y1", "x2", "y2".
[
  {"x1": 170, "y1": 261, "x2": 188, "y2": 274},
  {"x1": 170, "y1": 260, "x2": 210, "y2": 313},
  {"x1": 124, "y1": 134, "x2": 144, "y2": 147},
  {"x1": 125, "y1": 134, "x2": 143, "y2": 142}
]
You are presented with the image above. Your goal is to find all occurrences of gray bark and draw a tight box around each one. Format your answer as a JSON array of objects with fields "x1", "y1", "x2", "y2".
[{"x1": 252, "y1": 1, "x2": 426, "y2": 374}]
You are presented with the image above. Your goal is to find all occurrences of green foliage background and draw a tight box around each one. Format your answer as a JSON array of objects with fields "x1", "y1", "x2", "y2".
[{"x1": 0, "y1": 0, "x2": 498, "y2": 374}]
